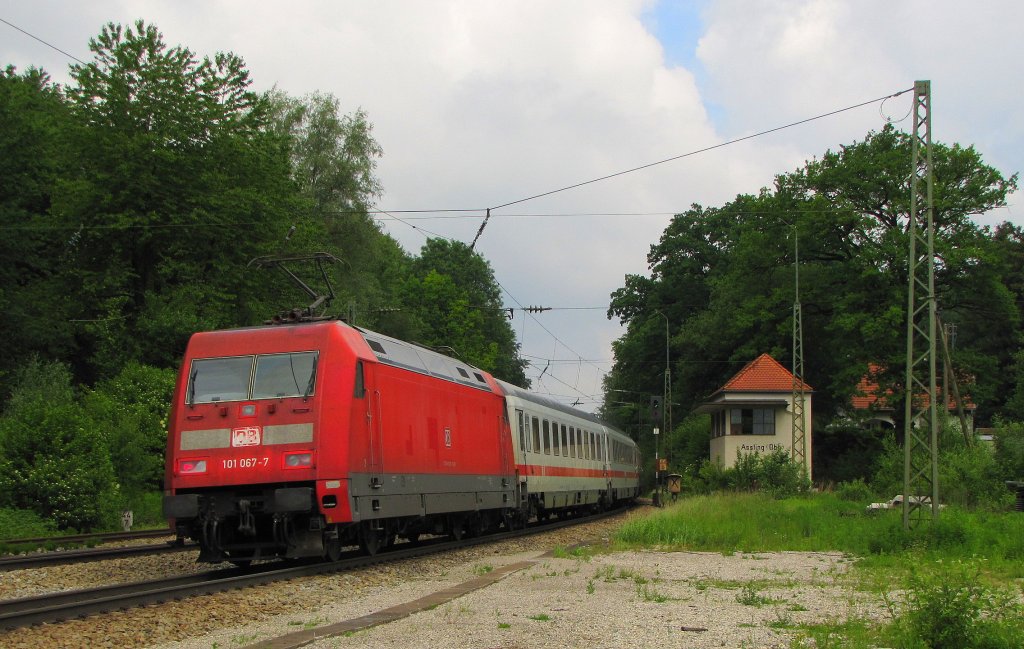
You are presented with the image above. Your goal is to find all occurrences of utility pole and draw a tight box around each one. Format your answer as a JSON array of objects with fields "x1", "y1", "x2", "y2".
[
  {"x1": 903, "y1": 80, "x2": 940, "y2": 529},
  {"x1": 791, "y1": 226, "x2": 808, "y2": 477},
  {"x1": 652, "y1": 311, "x2": 671, "y2": 506}
]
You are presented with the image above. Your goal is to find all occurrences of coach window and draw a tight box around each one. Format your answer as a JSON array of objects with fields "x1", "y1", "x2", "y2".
[
  {"x1": 543, "y1": 420, "x2": 551, "y2": 455},
  {"x1": 552, "y1": 421, "x2": 560, "y2": 455},
  {"x1": 590, "y1": 432, "x2": 597, "y2": 461},
  {"x1": 517, "y1": 410, "x2": 526, "y2": 453},
  {"x1": 560, "y1": 425, "x2": 568, "y2": 457},
  {"x1": 532, "y1": 416, "x2": 541, "y2": 453}
]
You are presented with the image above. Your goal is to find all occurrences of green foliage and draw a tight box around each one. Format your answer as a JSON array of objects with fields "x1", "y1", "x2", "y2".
[
  {"x1": 604, "y1": 124, "x2": 1019, "y2": 432},
  {"x1": 0, "y1": 360, "x2": 118, "y2": 530},
  {"x1": 661, "y1": 413, "x2": 711, "y2": 477},
  {"x1": 883, "y1": 565, "x2": 1024, "y2": 649},
  {"x1": 871, "y1": 428, "x2": 1011, "y2": 510},
  {"x1": 83, "y1": 362, "x2": 176, "y2": 493},
  {"x1": 0, "y1": 507, "x2": 56, "y2": 540},
  {"x1": 812, "y1": 420, "x2": 888, "y2": 485},
  {"x1": 403, "y1": 239, "x2": 529, "y2": 386},
  {"x1": 834, "y1": 478, "x2": 875, "y2": 503},
  {"x1": 0, "y1": 67, "x2": 78, "y2": 398},
  {"x1": 614, "y1": 493, "x2": 1024, "y2": 575},
  {"x1": 992, "y1": 419, "x2": 1024, "y2": 480},
  {"x1": 731, "y1": 449, "x2": 809, "y2": 497},
  {"x1": 681, "y1": 449, "x2": 809, "y2": 497}
]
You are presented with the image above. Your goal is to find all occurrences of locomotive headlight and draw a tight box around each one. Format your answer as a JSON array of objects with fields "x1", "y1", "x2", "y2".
[
  {"x1": 179, "y1": 459, "x2": 207, "y2": 474},
  {"x1": 282, "y1": 451, "x2": 314, "y2": 469}
]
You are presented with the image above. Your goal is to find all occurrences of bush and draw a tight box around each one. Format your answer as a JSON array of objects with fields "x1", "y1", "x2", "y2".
[
  {"x1": 871, "y1": 427, "x2": 1011, "y2": 510},
  {"x1": 83, "y1": 362, "x2": 175, "y2": 493},
  {"x1": 687, "y1": 449, "x2": 809, "y2": 498},
  {"x1": 729, "y1": 448, "x2": 809, "y2": 497},
  {"x1": 835, "y1": 478, "x2": 875, "y2": 503},
  {"x1": 992, "y1": 420, "x2": 1024, "y2": 481},
  {"x1": 0, "y1": 360, "x2": 119, "y2": 530},
  {"x1": 0, "y1": 507, "x2": 56, "y2": 540},
  {"x1": 888, "y1": 564, "x2": 1024, "y2": 649}
]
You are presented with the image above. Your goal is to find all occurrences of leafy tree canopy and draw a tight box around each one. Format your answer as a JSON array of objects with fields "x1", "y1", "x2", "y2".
[{"x1": 605, "y1": 125, "x2": 1019, "y2": 479}]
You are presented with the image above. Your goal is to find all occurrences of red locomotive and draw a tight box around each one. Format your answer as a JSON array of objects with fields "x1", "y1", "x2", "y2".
[{"x1": 163, "y1": 319, "x2": 640, "y2": 563}]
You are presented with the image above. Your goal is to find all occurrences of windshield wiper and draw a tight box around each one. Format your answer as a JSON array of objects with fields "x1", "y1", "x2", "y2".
[
  {"x1": 303, "y1": 355, "x2": 319, "y2": 401},
  {"x1": 187, "y1": 366, "x2": 198, "y2": 407}
]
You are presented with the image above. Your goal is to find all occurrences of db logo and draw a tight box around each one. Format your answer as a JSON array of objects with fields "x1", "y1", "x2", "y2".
[{"x1": 232, "y1": 426, "x2": 261, "y2": 447}]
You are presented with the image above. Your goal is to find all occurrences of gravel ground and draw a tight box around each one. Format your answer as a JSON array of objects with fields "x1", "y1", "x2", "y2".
[{"x1": 0, "y1": 509, "x2": 886, "y2": 649}]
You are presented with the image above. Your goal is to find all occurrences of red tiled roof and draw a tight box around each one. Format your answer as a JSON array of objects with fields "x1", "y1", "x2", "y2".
[
  {"x1": 720, "y1": 353, "x2": 813, "y2": 393},
  {"x1": 852, "y1": 363, "x2": 975, "y2": 411},
  {"x1": 852, "y1": 364, "x2": 889, "y2": 409}
]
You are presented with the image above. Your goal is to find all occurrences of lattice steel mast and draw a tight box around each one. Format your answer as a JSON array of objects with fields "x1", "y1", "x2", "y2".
[
  {"x1": 902, "y1": 80, "x2": 940, "y2": 529},
  {"x1": 791, "y1": 228, "x2": 807, "y2": 475}
]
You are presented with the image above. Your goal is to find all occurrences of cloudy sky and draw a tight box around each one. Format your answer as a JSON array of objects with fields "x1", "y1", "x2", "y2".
[{"x1": 3, "y1": 1, "x2": 1021, "y2": 410}]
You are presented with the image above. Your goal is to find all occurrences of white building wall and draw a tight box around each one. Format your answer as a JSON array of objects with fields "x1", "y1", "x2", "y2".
[{"x1": 707, "y1": 391, "x2": 812, "y2": 477}]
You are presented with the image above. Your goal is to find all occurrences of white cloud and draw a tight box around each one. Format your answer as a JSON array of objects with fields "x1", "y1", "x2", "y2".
[{"x1": 3, "y1": 0, "x2": 1021, "y2": 407}]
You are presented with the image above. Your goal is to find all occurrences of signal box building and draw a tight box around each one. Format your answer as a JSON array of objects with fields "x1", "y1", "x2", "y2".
[{"x1": 695, "y1": 354, "x2": 813, "y2": 476}]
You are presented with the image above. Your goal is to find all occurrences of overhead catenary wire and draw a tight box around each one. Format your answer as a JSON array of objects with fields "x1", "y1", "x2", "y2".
[{"x1": 1, "y1": 17, "x2": 89, "y2": 65}]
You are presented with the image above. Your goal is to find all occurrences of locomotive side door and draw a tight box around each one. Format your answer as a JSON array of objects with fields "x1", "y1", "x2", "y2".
[{"x1": 360, "y1": 361, "x2": 384, "y2": 488}]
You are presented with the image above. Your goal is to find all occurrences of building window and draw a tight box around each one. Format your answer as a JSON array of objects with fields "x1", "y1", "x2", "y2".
[{"x1": 730, "y1": 408, "x2": 775, "y2": 435}]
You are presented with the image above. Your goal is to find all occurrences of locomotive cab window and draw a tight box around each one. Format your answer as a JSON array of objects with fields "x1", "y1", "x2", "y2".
[
  {"x1": 252, "y1": 352, "x2": 319, "y2": 399},
  {"x1": 188, "y1": 352, "x2": 319, "y2": 403},
  {"x1": 188, "y1": 356, "x2": 253, "y2": 403}
]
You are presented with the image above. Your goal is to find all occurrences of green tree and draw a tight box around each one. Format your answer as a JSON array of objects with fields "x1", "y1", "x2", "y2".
[
  {"x1": 0, "y1": 360, "x2": 118, "y2": 530},
  {"x1": 404, "y1": 239, "x2": 529, "y2": 385},
  {"x1": 605, "y1": 125, "x2": 1018, "y2": 482},
  {"x1": 263, "y1": 90, "x2": 419, "y2": 335},
  {"x1": 0, "y1": 67, "x2": 77, "y2": 396},
  {"x1": 83, "y1": 362, "x2": 176, "y2": 494},
  {"x1": 55, "y1": 20, "x2": 297, "y2": 379}
]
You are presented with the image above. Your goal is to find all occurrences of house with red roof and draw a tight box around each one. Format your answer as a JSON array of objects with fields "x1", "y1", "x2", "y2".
[
  {"x1": 695, "y1": 353, "x2": 813, "y2": 475},
  {"x1": 851, "y1": 364, "x2": 975, "y2": 431}
]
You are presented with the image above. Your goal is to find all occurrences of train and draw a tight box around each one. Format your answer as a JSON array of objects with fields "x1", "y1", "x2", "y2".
[{"x1": 162, "y1": 318, "x2": 640, "y2": 563}]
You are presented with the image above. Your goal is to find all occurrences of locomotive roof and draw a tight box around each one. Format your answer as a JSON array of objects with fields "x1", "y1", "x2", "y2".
[{"x1": 353, "y1": 325, "x2": 496, "y2": 392}]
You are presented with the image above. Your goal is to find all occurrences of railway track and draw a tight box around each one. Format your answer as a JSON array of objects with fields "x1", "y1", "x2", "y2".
[
  {"x1": 0, "y1": 507, "x2": 627, "y2": 631},
  {"x1": 0, "y1": 539, "x2": 197, "y2": 571},
  {"x1": 2, "y1": 528, "x2": 173, "y2": 548}
]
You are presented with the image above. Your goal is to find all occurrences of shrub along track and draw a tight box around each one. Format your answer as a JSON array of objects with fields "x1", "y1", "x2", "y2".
[{"x1": 0, "y1": 506, "x2": 632, "y2": 632}]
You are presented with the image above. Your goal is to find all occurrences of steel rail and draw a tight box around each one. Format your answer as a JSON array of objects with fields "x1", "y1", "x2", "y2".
[
  {"x1": 2, "y1": 528, "x2": 173, "y2": 547},
  {"x1": 0, "y1": 541, "x2": 197, "y2": 571},
  {"x1": 0, "y1": 507, "x2": 629, "y2": 631}
]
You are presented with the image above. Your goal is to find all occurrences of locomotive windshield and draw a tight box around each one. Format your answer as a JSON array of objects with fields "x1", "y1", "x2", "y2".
[{"x1": 187, "y1": 352, "x2": 319, "y2": 403}]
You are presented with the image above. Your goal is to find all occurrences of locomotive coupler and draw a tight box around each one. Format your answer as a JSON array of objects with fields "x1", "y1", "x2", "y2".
[{"x1": 237, "y1": 499, "x2": 256, "y2": 536}]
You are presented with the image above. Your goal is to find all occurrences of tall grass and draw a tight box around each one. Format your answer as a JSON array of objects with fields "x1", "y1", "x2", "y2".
[{"x1": 614, "y1": 493, "x2": 1024, "y2": 577}]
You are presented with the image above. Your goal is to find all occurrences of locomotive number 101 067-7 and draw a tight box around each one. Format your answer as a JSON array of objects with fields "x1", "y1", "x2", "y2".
[{"x1": 222, "y1": 457, "x2": 270, "y2": 469}]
